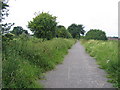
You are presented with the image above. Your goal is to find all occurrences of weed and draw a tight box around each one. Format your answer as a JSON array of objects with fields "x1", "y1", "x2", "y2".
[
  {"x1": 80, "y1": 39, "x2": 119, "y2": 88},
  {"x1": 2, "y1": 37, "x2": 76, "y2": 88}
]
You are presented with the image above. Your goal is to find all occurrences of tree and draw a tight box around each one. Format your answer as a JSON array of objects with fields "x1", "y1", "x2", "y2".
[
  {"x1": 67, "y1": 24, "x2": 85, "y2": 39},
  {"x1": 28, "y1": 12, "x2": 57, "y2": 40},
  {"x1": 56, "y1": 25, "x2": 72, "y2": 38},
  {"x1": 85, "y1": 29, "x2": 108, "y2": 40},
  {"x1": 78, "y1": 24, "x2": 85, "y2": 35},
  {"x1": 1, "y1": 0, "x2": 14, "y2": 34},
  {"x1": 0, "y1": 0, "x2": 9, "y2": 22},
  {"x1": 11, "y1": 26, "x2": 28, "y2": 36}
]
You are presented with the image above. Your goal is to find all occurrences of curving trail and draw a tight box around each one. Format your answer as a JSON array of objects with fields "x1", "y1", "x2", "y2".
[{"x1": 40, "y1": 41, "x2": 113, "y2": 88}]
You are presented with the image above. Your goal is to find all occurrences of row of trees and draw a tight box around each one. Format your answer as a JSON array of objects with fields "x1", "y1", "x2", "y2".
[
  {"x1": 1, "y1": 1, "x2": 107, "y2": 41},
  {"x1": 28, "y1": 12, "x2": 85, "y2": 40},
  {"x1": 2, "y1": 12, "x2": 85, "y2": 40},
  {"x1": 28, "y1": 12, "x2": 107, "y2": 40}
]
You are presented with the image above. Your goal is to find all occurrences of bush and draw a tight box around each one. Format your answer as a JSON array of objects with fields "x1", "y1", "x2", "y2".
[
  {"x1": 85, "y1": 29, "x2": 108, "y2": 40},
  {"x1": 56, "y1": 25, "x2": 72, "y2": 38},
  {"x1": 2, "y1": 37, "x2": 76, "y2": 88}
]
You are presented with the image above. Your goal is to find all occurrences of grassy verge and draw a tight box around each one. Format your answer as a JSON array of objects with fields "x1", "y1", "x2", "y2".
[
  {"x1": 80, "y1": 39, "x2": 119, "y2": 88},
  {"x1": 2, "y1": 37, "x2": 76, "y2": 88}
]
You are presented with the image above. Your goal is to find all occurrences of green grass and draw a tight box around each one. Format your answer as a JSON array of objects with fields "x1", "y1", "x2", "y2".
[
  {"x1": 80, "y1": 39, "x2": 119, "y2": 88},
  {"x1": 2, "y1": 37, "x2": 76, "y2": 88}
]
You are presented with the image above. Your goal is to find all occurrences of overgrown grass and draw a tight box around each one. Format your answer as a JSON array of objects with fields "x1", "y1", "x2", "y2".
[
  {"x1": 2, "y1": 37, "x2": 76, "y2": 88},
  {"x1": 80, "y1": 39, "x2": 119, "y2": 88}
]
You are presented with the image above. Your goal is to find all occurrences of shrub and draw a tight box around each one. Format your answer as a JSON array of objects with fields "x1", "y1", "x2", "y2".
[{"x1": 56, "y1": 25, "x2": 72, "y2": 38}]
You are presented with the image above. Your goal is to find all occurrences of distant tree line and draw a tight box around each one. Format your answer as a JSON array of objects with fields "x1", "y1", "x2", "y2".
[
  {"x1": 28, "y1": 12, "x2": 85, "y2": 40},
  {"x1": 11, "y1": 26, "x2": 28, "y2": 35},
  {"x1": 1, "y1": 6, "x2": 108, "y2": 41},
  {"x1": 28, "y1": 12, "x2": 108, "y2": 40}
]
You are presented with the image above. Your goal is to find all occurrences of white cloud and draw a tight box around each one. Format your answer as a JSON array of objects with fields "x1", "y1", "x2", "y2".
[{"x1": 5, "y1": 0, "x2": 119, "y2": 36}]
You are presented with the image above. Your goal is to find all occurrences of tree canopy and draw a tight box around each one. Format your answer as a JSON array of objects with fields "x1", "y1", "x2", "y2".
[
  {"x1": 85, "y1": 29, "x2": 108, "y2": 40},
  {"x1": 1, "y1": 0, "x2": 14, "y2": 34},
  {"x1": 28, "y1": 12, "x2": 57, "y2": 40},
  {"x1": 56, "y1": 25, "x2": 72, "y2": 38},
  {"x1": 11, "y1": 26, "x2": 28, "y2": 36},
  {"x1": 0, "y1": 0, "x2": 9, "y2": 22},
  {"x1": 67, "y1": 24, "x2": 85, "y2": 39}
]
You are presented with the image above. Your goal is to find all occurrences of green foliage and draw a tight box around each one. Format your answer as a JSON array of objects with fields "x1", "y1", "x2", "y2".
[
  {"x1": 2, "y1": 37, "x2": 75, "y2": 88},
  {"x1": 56, "y1": 25, "x2": 72, "y2": 38},
  {"x1": 19, "y1": 33, "x2": 30, "y2": 41},
  {"x1": 85, "y1": 29, "x2": 108, "y2": 40},
  {"x1": 0, "y1": 0, "x2": 9, "y2": 22},
  {"x1": 80, "y1": 36, "x2": 85, "y2": 39},
  {"x1": 2, "y1": 26, "x2": 29, "y2": 42},
  {"x1": 2, "y1": 33, "x2": 15, "y2": 41},
  {"x1": 67, "y1": 24, "x2": 85, "y2": 39},
  {"x1": 1, "y1": 0, "x2": 14, "y2": 34},
  {"x1": 28, "y1": 12, "x2": 57, "y2": 40},
  {"x1": 11, "y1": 26, "x2": 28, "y2": 36},
  {"x1": 118, "y1": 40, "x2": 120, "y2": 88},
  {"x1": 81, "y1": 39, "x2": 119, "y2": 88}
]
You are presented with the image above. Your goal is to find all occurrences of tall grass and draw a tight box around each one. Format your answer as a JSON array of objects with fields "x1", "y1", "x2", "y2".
[
  {"x1": 80, "y1": 39, "x2": 119, "y2": 88},
  {"x1": 2, "y1": 37, "x2": 76, "y2": 88}
]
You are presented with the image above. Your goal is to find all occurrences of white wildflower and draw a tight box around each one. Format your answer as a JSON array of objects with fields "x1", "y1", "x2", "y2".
[{"x1": 106, "y1": 60, "x2": 110, "y2": 63}]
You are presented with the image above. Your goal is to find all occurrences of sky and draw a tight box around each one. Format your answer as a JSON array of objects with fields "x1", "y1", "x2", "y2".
[{"x1": 4, "y1": 0, "x2": 119, "y2": 37}]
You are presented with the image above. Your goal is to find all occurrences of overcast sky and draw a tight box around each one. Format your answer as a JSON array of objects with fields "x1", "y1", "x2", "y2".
[{"x1": 5, "y1": 0, "x2": 119, "y2": 37}]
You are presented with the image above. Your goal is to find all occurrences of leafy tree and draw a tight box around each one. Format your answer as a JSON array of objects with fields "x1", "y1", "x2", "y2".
[
  {"x1": 56, "y1": 25, "x2": 72, "y2": 38},
  {"x1": 28, "y1": 12, "x2": 57, "y2": 40},
  {"x1": 67, "y1": 24, "x2": 85, "y2": 39},
  {"x1": 0, "y1": 0, "x2": 9, "y2": 22},
  {"x1": 11, "y1": 26, "x2": 28, "y2": 36},
  {"x1": 78, "y1": 24, "x2": 85, "y2": 35},
  {"x1": 68, "y1": 24, "x2": 78, "y2": 38},
  {"x1": 85, "y1": 29, "x2": 108, "y2": 40},
  {"x1": 1, "y1": 0, "x2": 14, "y2": 34},
  {"x1": 23, "y1": 30, "x2": 29, "y2": 35}
]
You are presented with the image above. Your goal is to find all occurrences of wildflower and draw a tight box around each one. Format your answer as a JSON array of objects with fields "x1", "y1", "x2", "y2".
[{"x1": 106, "y1": 60, "x2": 110, "y2": 63}]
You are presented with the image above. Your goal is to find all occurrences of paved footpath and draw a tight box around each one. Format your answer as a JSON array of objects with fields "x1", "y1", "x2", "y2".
[{"x1": 40, "y1": 41, "x2": 113, "y2": 88}]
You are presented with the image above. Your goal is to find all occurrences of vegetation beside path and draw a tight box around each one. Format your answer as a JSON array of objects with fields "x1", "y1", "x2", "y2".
[
  {"x1": 3, "y1": 37, "x2": 76, "y2": 88},
  {"x1": 80, "y1": 39, "x2": 119, "y2": 88},
  {"x1": 2, "y1": 1, "x2": 118, "y2": 88}
]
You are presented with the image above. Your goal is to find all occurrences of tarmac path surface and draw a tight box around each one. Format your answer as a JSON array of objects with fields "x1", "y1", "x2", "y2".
[{"x1": 40, "y1": 41, "x2": 113, "y2": 88}]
